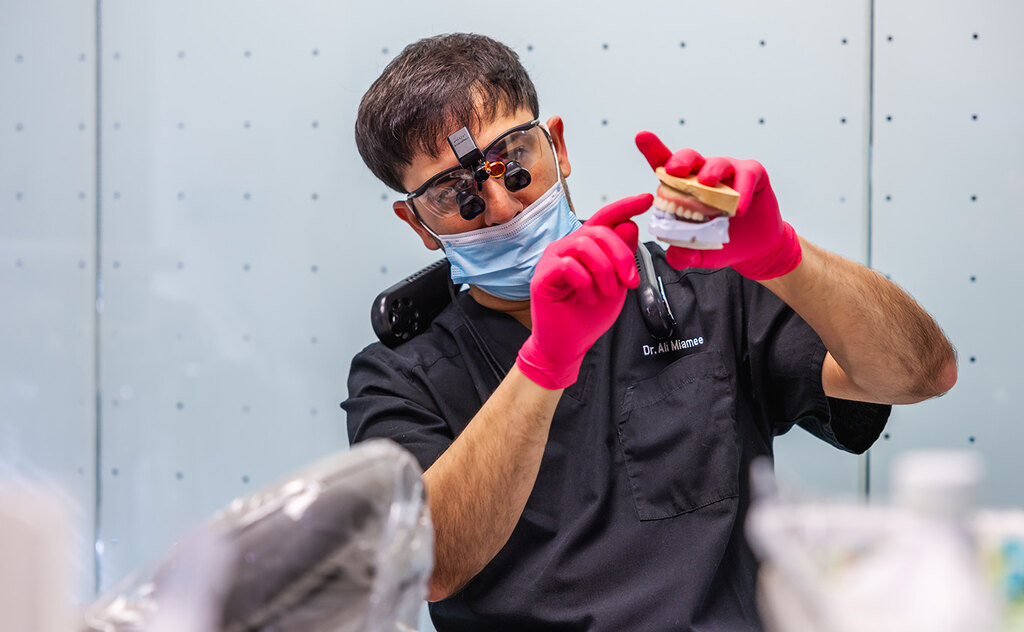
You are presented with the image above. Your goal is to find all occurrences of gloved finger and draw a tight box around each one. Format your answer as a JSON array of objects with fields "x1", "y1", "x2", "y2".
[
  {"x1": 635, "y1": 131, "x2": 673, "y2": 171},
  {"x1": 664, "y1": 148, "x2": 706, "y2": 178},
  {"x1": 532, "y1": 255, "x2": 593, "y2": 303},
  {"x1": 561, "y1": 230, "x2": 620, "y2": 299},
  {"x1": 730, "y1": 159, "x2": 767, "y2": 215},
  {"x1": 559, "y1": 257, "x2": 600, "y2": 305},
  {"x1": 697, "y1": 156, "x2": 735, "y2": 188},
  {"x1": 585, "y1": 193, "x2": 653, "y2": 230},
  {"x1": 588, "y1": 224, "x2": 640, "y2": 289},
  {"x1": 612, "y1": 220, "x2": 640, "y2": 259},
  {"x1": 531, "y1": 259, "x2": 570, "y2": 302},
  {"x1": 665, "y1": 246, "x2": 705, "y2": 270}
]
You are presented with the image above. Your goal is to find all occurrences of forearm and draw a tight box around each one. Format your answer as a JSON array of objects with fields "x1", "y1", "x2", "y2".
[
  {"x1": 422, "y1": 365, "x2": 562, "y2": 601},
  {"x1": 760, "y1": 237, "x2": 957, "y2": 404}
]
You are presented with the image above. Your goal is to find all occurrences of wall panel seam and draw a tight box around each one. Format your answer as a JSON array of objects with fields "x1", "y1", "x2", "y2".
[
  {"x1": 860, "y1": 0, "x2": 878, "y2": 501},
  {"x1": 92, "y1": 0, "x2": 104, "y2": 596}
]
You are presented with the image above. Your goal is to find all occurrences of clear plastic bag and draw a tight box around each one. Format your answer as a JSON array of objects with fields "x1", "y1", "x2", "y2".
[{"x1": 81, "y1": 439, "x2": 432, "y2": 632}]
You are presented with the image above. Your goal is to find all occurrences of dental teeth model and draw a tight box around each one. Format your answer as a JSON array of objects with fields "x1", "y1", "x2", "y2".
[{"x1": 649, "y1": 166, "x2": 740, "y2": 250}]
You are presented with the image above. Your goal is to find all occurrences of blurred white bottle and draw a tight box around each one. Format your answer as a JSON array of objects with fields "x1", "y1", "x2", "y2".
[
  {"x1": 0, "y1": 484, "x2": 72, "y2": 632},
  {"x1": 833, "y1": 450, "x2": 997, "y2": 632}
]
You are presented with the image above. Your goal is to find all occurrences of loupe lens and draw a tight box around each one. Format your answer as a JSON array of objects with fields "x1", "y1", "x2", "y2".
[
  {"x1": 503, "y1": 162, "x2": 532, "y2": 192},
  {"x1": 456, "y1": 190, "x2": 486, "y2": 220}
]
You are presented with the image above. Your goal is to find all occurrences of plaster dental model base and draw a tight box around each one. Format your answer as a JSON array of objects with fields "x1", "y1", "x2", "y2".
[{"x1": 650, "y1": 166, "x2": 740, "y2": 249}]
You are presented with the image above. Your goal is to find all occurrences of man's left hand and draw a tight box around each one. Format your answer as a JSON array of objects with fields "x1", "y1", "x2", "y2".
[{"x1": 635, "y1": 131, "x2": 801, "y2": 280}]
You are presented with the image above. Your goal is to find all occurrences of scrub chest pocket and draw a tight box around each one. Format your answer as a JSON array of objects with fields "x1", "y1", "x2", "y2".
[{"x1": 617, "y1": 348, "x2": 739, "y2": 521}]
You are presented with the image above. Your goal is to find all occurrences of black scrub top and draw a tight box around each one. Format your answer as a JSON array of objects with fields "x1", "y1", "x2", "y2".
[{"x1": 343, "y1": 243, "x2": 891, "y2": 632}]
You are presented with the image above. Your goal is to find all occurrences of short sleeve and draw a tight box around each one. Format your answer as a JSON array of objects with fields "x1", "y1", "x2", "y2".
[
  {"x1": 341, "y1": 343, "x2": 454, "y2": 473},
  {"x1": 740, "y1": 276, "x2": 891, "y2": 454},
  {"x1": 803, "y1": 397, "x2": 892, "y2": 454}
]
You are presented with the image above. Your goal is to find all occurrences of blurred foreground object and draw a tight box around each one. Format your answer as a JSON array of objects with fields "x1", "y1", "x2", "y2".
[
  {"x1": 748, "y1": 451, "x2": 1024, "y2": 632},
  {"x1": 82, "y1": 439, "x2": 432, "y2": 632},
  {"x1": 0, "y1": 483, "x2": 72, "y2": 632}
]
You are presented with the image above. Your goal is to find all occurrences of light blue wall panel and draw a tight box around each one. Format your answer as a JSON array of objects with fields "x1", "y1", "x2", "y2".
[
  {"x1": 0, "y1": 0, "x2": 97, "y2": 601},
  {"x1": 95, "y1": 1, "x2": 364, "y2": 589},
  {"x1": 869, "y1": 1, "x2": 1024, "y2": 506},
  {"x1": 92, "y1": 1, "x2": 877, "y2": 600}
]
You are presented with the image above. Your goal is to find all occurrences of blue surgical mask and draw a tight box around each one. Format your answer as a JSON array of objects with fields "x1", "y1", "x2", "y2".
[{"x1": 431, "y1": 180, "x2": 580, "y2": 301}]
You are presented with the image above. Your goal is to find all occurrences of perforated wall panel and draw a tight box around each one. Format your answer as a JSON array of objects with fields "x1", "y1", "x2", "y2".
[
  {"x1": 0, "y1": 0, "x2": 98, "y2": 601},
  {"x1": 868, "y1": 1, "x2": 1024, "y2": 506}
]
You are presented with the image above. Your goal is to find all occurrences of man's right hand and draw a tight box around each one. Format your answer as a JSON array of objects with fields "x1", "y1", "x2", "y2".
[{"x1": 516, "y1": 194, "x2": 651, "y2": 389}]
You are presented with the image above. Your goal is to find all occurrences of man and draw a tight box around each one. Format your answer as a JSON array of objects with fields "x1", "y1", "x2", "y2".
[{"x1": 344, "y1": 33, "x2": 956, "y2": 631}]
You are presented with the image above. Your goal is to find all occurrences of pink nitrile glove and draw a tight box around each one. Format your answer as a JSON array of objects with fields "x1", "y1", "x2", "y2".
[
  {"x1": 516, "y1": 194, "x2": 651, "y2": 390},
  {"x1": 635, "y1": 131, "x2": 801, "y2": 280}
]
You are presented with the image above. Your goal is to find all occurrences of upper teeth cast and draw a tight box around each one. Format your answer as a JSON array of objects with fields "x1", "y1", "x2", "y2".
[{"x1": 653, "y1": 195, "x2": 708, "y2": 223}]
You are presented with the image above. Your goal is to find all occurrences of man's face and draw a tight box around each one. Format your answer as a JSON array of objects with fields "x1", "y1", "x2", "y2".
[{"x1": 399, "y1": 108, "x2": 568, "y2": 237}]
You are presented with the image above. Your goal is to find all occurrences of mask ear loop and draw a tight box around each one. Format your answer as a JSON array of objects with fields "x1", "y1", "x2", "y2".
[
  {"x1": 407, "y1": 199, "x2": 446, "y2": 249},
  {"x1": 539, "y1": 123, "x2": 575, "y2": 216}
]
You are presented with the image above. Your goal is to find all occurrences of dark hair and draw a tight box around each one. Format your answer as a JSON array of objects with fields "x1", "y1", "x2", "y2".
[{"x1": 355, "y1": 33, "x2": 540, "y2": 193}]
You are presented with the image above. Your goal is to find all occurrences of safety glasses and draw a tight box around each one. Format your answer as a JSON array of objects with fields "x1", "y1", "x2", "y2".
[{"x1": 407, "y1": 120, "x2": 551, "y2": 222}]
